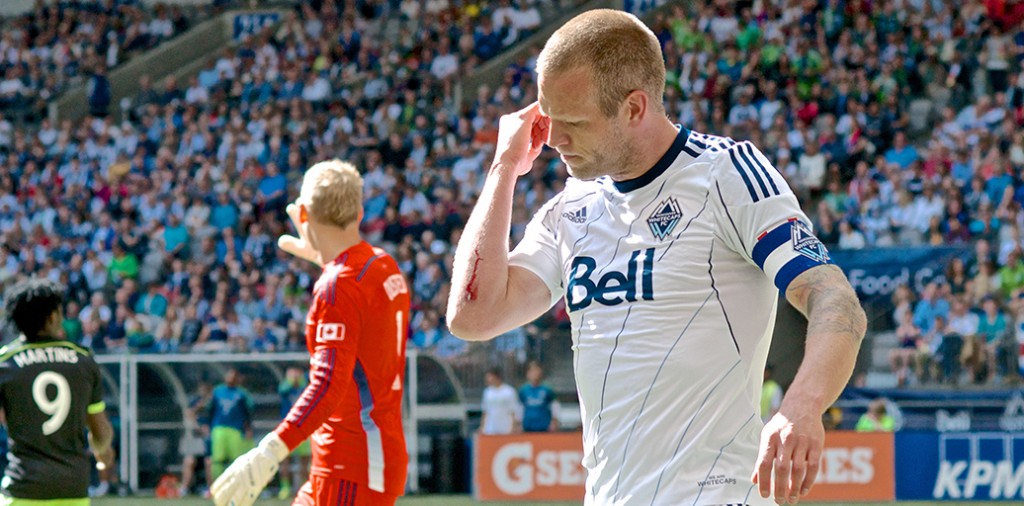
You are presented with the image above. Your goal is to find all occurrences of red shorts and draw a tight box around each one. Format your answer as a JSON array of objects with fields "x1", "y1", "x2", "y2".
[{"x1": 292, "y1": 476, "x2": 398, "y2": 506}]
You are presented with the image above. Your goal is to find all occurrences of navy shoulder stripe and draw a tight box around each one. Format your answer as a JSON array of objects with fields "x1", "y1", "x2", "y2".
[
  {"x1": 727, "y1": 147, "x2": 760, "y2": 202},
  {"x1": 742, "y1": 143, "x2": 780, "y2": 196},
  {"x1": 736, "y1": 143, "x2": 770, "y2": 198},
  {"x1": 725, "y1": 141, "x2": 782, "y2": 202},
  {"x1": 356, "y1": 254, "x2": 383, "y2": 281},
  {"x1": 683, "y1": 131, "x2": 735, "y2": 158},
  {"x1": 709, "y1": 138, "x2": 736, "y2": 153},
  {"x1": 681, "y1": 143, "x2": 702, "y2": 158}
]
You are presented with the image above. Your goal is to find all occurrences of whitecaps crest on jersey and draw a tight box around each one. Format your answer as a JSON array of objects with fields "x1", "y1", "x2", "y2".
[{"x1": 646, "y1": 197, "x2": 683, "y2": 240}]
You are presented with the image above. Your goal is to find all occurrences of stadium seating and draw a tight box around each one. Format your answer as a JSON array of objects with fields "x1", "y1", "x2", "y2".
[{"x1": 0, "y1": 0, "x2": 198, "y2": 123}]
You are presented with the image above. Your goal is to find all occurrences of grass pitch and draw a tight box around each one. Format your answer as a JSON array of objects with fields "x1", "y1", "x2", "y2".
[{"x1": 92, "y1": 497, "x2": 1010, "y2": 506}]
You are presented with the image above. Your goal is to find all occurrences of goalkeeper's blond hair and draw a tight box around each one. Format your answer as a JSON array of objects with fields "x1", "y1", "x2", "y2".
[{"x1": 300, "y1": 159, "x2": 363, "y2": 229}]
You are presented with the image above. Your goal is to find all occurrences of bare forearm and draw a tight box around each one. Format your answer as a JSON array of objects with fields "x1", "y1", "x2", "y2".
[
  {"x1": 89, "y1": 431, "x2": 112, "y2": 453},
  {"x1": 87, "y1": 414, "x2": 114, "y2": 453},
  {"x1": 447, "y1": 165, "x2": 517, "y2": 338},
  {"x1": 784, "y1": 265, "x2": 866, "y2": 414}
]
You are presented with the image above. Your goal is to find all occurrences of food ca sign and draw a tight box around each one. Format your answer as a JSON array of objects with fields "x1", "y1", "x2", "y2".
[{"x1": 474, "y1": 433, "x2": 586, "y2": 501}]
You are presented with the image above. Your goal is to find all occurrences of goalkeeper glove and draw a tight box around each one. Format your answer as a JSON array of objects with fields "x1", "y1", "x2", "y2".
[{"x1": 211, "y1": 432, "x2": 289, "y2": 506}]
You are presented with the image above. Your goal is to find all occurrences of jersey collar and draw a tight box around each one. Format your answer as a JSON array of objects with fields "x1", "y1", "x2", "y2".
[
  {"x1": 327, "y1": 240, "x2": 370, "y2": 268},
  {"x1": 611, "y1": 125, "x2": 689, "y2": 193}
]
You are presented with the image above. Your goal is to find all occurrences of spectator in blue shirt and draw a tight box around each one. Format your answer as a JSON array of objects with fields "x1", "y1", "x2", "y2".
[
  {"x1": 215, "y1": 227, "x2": 243, "y2": 264},
  {"x1": 976, "y1": 296, "x2": 1008, "y2": 345},
  {"x1": 412, "y1": 310, "x2": 444, "y2": 348},
  {"x1": 518, "y1": 362, "x2": 558, "y2": 432},
  {"x1": 474, "y1": 17, "x2": 504, "y2": 60},
  {"x1": 257, "y1": 162, "x2": 288, "y2": 213},
  {"x1": 985, "y1": 161, "x2": 1014, "y2": 205},
  {"x1": 135, "y1": 281, "x2": 168, "y2": 318},
  {"x1": 951, "y1": 149, "x2": 974, "y2": 187},
  {"x1": 198, "y1": 59, "x2": 221, "y2": 90},
  {"x1": 249, "y1": 318, "x2": 277, "y2": 352},
  {"x1": 210, "y1": 192, "x2": 238, "y2": 230},
  {"x1": 163, "y1": 214, "x2": 189, "y2": 258},
  {"x1": 913, "y1": 282, "x2": 950, "y2": 333},
  {"x1": 884, "y1": 132, "x2": 920, "y2": 169}
]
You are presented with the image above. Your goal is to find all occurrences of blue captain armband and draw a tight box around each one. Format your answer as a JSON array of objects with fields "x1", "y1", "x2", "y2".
[{"x1": 751, "y1": 218, "x2": 833, "y2": 292}]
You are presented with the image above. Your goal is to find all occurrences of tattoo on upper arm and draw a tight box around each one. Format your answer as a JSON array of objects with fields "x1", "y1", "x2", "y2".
[
  {"x1": 787, "y1": 265, "x2": 866, "y2": 343},
  {"x1": 785, "y1": 265, "x2": 834, "y2": 315}
]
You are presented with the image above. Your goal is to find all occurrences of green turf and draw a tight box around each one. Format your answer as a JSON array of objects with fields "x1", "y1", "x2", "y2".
[{"x1": 92, "y1": 497, "x2": 1012, "y2": 506}]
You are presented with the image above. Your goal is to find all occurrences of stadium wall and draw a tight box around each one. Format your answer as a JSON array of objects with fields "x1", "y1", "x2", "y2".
[{"x1": 0, "y1": 0, "x2": 33, "y2": 16}]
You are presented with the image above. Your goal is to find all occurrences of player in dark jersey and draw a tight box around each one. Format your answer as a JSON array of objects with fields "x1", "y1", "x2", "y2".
[{"x1": 0, "y1": 279, "x2": 114, "y2": 506}]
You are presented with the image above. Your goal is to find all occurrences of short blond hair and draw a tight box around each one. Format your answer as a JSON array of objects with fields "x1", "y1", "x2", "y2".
[
  {"x1": 537, "y1": 9, "x2": 665, "y2": 117},
  {"x1": 300, "y1": 159, "x2": 363, "y2": 229}
]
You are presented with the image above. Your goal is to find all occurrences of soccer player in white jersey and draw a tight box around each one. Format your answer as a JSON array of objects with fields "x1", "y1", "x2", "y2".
[{"x1": 447, "y1": 9, "x2": 866, "y2": 506}]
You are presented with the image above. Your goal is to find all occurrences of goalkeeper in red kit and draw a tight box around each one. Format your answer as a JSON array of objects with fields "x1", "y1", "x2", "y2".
[{"x1": 212, "y1": 160, "x2": 411, "y2": 506}]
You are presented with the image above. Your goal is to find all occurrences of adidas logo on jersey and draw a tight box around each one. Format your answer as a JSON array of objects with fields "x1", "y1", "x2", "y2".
[
  {"x1": 647, "y1": 197, "x2": 682, "y2": 240},
  {"x1": 561, "y1": 207, "x2": 587, "y2": 224}
]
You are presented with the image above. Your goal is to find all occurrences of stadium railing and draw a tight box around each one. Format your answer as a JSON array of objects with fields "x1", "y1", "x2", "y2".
[{"x1": 93, "y1": 349, "x2": 466, "y2": 494}]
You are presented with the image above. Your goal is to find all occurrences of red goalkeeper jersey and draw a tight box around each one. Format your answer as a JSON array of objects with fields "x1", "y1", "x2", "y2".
[{"x1": 275, "y1": 241, "x2": 410, "y2": 496}]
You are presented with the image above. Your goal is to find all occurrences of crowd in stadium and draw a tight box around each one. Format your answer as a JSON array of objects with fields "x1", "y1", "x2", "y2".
[
  {"x1": 0, "y1": 0, "x2": 1023, "y2": 386},
  {"x1": 886, "y1": 243, "x2": 1024, "y2": 387},
  {"x1": 0, "y1": 0, "x2": 562, "y2": 358},
  {"x1": 0, "y1": 0, "x2": 197, "y2": 121}
]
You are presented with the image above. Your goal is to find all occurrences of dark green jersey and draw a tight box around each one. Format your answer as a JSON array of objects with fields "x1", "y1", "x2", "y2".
[{"x1": 0, "y1": 339, "x2": 105, "y2": 500}]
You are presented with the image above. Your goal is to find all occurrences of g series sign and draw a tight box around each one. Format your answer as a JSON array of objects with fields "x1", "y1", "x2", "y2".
[
  {"x1": 801, "y1": 431, "x2": 895, "y2": 501},
  {"x1": 474, "y1": 433, "x2": 585, "y2": 501}
]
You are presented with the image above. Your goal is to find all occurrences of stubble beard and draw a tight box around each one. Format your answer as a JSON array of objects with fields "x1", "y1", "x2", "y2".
[{"x1": 564, "y1": 125, "x2": 634, "y2": 181}]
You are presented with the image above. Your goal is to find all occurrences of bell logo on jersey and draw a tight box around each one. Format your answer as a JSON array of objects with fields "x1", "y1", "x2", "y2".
[
  {"x1": 646, "y1": 197, "x2": 683, "y2": 240},
  {"x1": 316, "y1": 323, "x2": 346, "y2": 343},
  {"x1": 566, "y1": 248, "x2": 654, "y2": 311}
]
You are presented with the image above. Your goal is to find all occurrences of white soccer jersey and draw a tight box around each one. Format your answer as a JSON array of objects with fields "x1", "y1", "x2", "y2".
[{"x1": 509, "y1": 128, "x2": 833, "y2": 505}]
